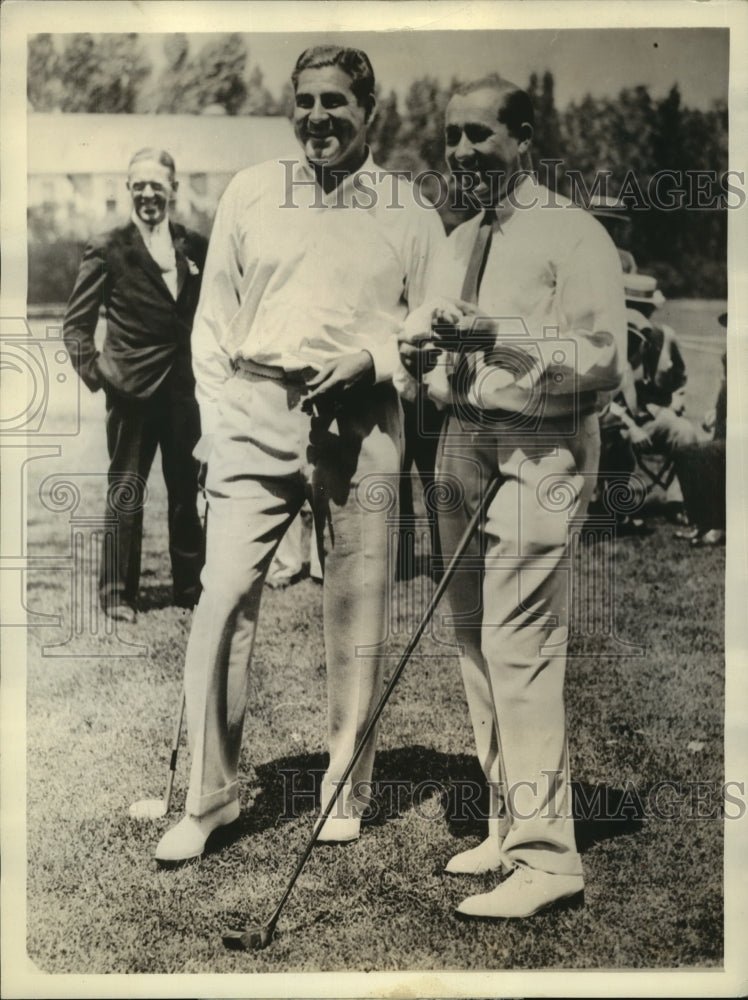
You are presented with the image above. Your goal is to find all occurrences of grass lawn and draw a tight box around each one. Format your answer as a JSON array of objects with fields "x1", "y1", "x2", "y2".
[{"x1": 15, "y1": 303, "x2": 734, "y2": 982}]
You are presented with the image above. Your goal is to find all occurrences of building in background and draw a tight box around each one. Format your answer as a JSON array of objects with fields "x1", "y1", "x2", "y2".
[
  {"x1": 27, "y1": 112, "x2": 297, "y2": 303},
  {"x1": 28, "y1": 111, "x2": 296, "y2": 235}
]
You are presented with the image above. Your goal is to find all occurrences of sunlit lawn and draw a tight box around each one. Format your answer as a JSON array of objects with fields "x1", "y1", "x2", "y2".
[{"x1": 22, "y1": 304, "x2": 727, "y2": 974}]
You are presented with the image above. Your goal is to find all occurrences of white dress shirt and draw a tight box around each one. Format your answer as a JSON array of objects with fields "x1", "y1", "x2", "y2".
[
  {"x1": 131, "y1": 212, "x2": 178, "y2": 300},
  {"x1": 191, "y1": 154, "x2": 445, "y2": 436},
  {"x1": 407, "y1": 177, "x2": 627, "y2": 417}
]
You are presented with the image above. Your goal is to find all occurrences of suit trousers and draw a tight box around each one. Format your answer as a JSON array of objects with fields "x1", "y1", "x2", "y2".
[
  {"x1": 674, "y1": 438, "x2": 726, "y2": 532},
  {"x1": 183, "y1": 371, "x2": 402, "y2": 818},
  {"x1": 436, "y1": 410, "x2": 600, "y2": 876},
  {"x1": 100, "y1": 374, "x2": 204, "y2": 610}
]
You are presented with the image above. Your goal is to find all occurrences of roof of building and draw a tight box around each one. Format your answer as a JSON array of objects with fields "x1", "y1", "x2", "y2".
[{"x1": 27, "y1": 112, "x2": 298, "y2": 175}]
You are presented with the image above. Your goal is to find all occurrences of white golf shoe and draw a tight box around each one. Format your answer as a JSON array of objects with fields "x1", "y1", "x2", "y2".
[
  {"x1": 313, "y1": 814, "x2": 361, "y2": 843},
  {"x1": 445, "y1": 835, "x2": 505, "y2": 875},
  {"x1": 456, "y1": 866, "x2": 584, "y2": 919},
  {"x1": 155, "y1": 799, "x2": 240, "y2": 864},
  {"x1": 445, "y1": 817, "x2": 509, "y2": 874}
]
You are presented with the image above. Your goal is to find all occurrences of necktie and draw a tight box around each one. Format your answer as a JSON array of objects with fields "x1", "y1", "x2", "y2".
[
  {"x1": 423, "y1": 211, "x2": 495, "y2": 407},
  {"x1": 453, "y1": 210, "x2": 496, "y2": 409},
  {"x1": 460, "y1": 210, "x2": 494, "y2": 304}
]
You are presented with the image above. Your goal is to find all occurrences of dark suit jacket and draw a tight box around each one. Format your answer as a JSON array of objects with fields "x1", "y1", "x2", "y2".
[{"x1": 63, "y1": 221, "x2": 208, "y2": 399}]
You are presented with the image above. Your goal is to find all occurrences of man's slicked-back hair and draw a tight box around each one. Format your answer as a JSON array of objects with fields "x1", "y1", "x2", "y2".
[
  {"x1": 292, "y1": 45, "x2": 376, "y2": 109},
  {"x1": 454, "y1": 74, "x2": 535, "y2": 141},
  {"x1": 128, "y1": 148, "x2": 177, "y2": 185}
]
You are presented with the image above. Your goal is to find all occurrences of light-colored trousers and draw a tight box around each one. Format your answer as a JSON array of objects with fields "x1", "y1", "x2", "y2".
[
  {"x1": 184, "y1": 371, "x2": 402, "y2": 818},
  {"x1": 437, "y1": 410, "x2": 600, "y2": 877}
]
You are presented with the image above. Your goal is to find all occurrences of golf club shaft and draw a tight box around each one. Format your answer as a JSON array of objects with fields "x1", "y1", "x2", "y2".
[
  {"x1": 261, "y1": 472, "x2": 501, "y2": 936},
  {"x1": 163, "y1": 688, "x2": 186, "y2": 811},
  {"x1": 160, "y1": 499, "x2": 205, "y2": 809},
  {"x1": 161, "y1": 501, "x2": 203, "y2": 808}
]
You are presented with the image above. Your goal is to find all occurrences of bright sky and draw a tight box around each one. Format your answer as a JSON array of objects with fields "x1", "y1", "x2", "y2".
[{"x1": 143, "y1": 28, "x2": 729, "y2": 111}]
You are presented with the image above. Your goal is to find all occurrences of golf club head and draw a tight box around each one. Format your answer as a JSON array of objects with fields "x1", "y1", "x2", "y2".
[
  {"x1": 129, "y1": 798, "x2": 168, "y2": 819},
  {"x1": 222, "y1": 924, "x2": 274, "y2": 951}
]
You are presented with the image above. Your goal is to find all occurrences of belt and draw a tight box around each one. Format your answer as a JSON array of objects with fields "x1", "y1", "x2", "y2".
[{"x1": 231, "y1": 357, "x2": 317, "y2": 385}]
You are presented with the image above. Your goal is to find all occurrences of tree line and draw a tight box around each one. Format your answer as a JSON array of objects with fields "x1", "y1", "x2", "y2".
[{"x1": 28, "y1": 33, "x2": 730, "y2": 299}]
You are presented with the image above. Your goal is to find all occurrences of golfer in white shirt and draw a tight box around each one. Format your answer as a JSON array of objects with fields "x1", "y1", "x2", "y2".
[
  {"x1": 156, "y1": 45, "x2": 444, "y2": 863},
  {"x1": 399, "y1": 74, "x2": 626, "y2": 918}
]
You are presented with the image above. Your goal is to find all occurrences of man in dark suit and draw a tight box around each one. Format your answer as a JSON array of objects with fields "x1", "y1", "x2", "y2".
[{"x1": 63, "y1": 148, "x2": 207, "y2": 623}]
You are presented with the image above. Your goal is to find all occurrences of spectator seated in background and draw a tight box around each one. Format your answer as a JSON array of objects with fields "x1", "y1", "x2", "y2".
[
  {"x1": 595, "y1": 274, "x2": 697, "y2": 530},
  {"x1": 673, "y1": 315, "x2": 727, "y2": 547}
]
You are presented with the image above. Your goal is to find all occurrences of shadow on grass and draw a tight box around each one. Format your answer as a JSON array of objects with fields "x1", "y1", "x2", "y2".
[
  {"x1": 232, "y1": 744, "x2": 643, "y2": 853},
  {"x1": 572, "y1": 782, "x2": 644, "y2": 851}
]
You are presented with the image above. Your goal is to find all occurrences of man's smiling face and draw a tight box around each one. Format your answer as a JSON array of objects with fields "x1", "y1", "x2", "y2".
[
  {"x1": 127, "y1": 159, "x2": 175, "y2": 227},
  {"x1": 293, "y1": 65, "x2": 370, "y2": 173},
  {"x1": 445, "y1": 88, "x2": 524, "y2": 209}
]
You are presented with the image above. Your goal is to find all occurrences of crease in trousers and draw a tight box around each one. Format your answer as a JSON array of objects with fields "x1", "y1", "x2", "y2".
[
  {"x1": 183, "y1": 371, "x2": 402, "y2": 819},
  {"x1": 437, "y1": 410, "x2": 600, "y2": 877}
]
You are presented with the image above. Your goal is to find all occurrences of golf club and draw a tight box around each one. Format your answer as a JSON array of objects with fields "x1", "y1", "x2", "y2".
[
  {"x1": 129, "y1": 687, "x2": 186, "y2": 819},
  {"x1": 221, "y1": 472, "x2": 500, "y2": 951},
  {"x1": 128, "y1": 499, "x2": 207, "y2": 820}
]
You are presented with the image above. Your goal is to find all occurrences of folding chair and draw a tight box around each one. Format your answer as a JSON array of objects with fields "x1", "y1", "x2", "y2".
[{"x1": 634, "y1": 450, "x2": 677, "y2": 493}]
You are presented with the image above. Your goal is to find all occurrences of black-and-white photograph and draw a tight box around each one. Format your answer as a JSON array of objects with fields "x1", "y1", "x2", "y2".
[{"x1": 1, "y1": 2, "x2": 746, "y2": 997}]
